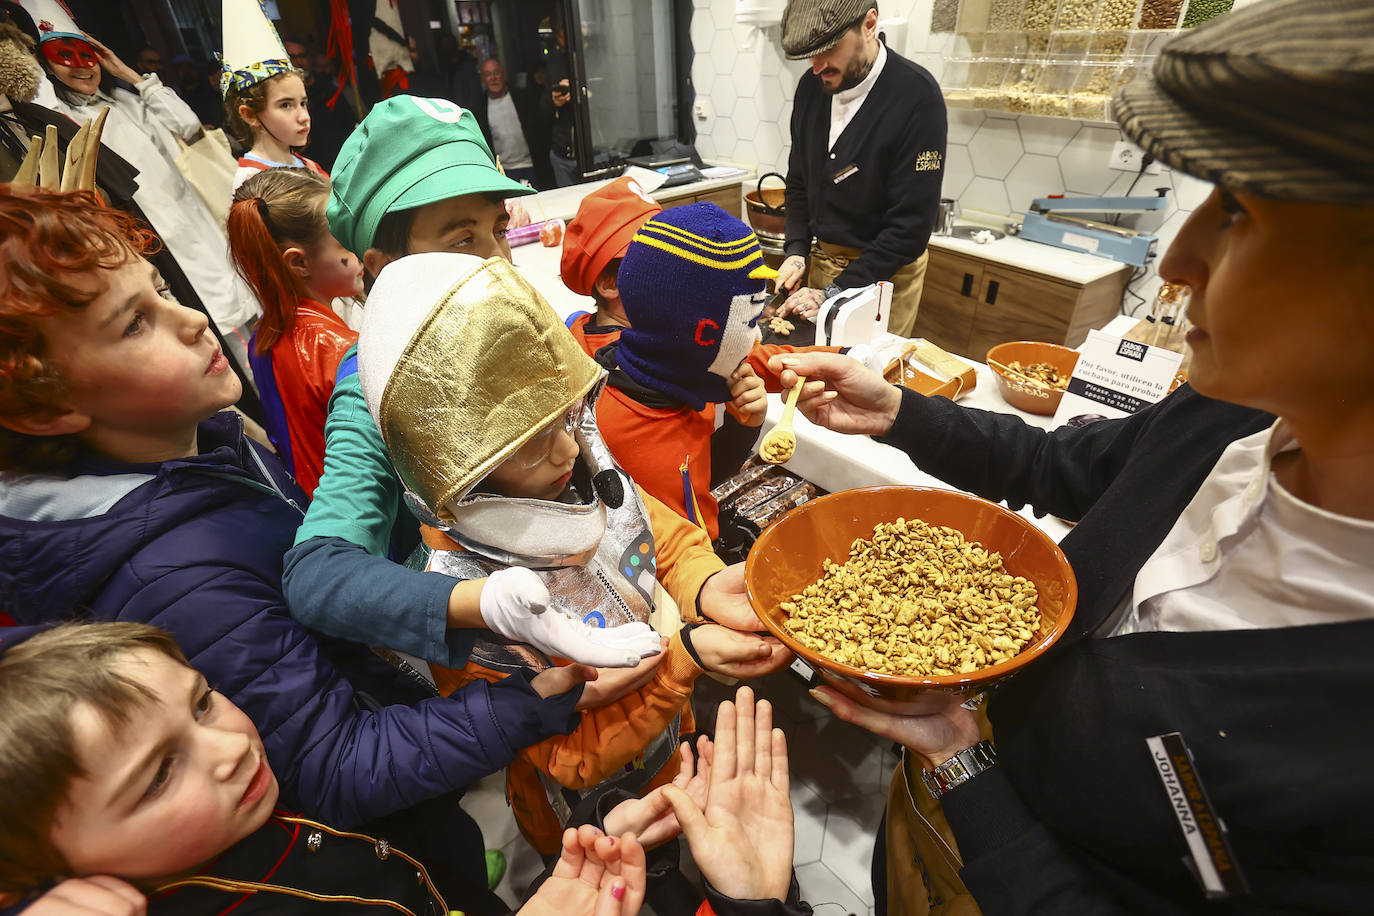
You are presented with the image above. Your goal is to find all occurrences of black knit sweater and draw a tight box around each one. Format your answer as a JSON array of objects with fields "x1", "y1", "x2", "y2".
[{"x1": 783, "y1": 47, "x2": 946, "y2": 288}]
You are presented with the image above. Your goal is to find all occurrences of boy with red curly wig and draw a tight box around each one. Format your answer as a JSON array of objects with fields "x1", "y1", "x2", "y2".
[{"x1": 0, "y1": 185, "x2": 602, "y2": 912}]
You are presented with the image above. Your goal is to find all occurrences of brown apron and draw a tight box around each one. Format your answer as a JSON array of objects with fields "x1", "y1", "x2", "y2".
[
  {"x1": 809, "y1": 240, "x2": 929, "y2": 339},
  {"x1": 881, "y1": 707, "x2": 993, "y2": 915}
]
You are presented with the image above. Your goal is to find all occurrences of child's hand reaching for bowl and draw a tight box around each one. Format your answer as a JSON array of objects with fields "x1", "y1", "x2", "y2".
[
  {"x1": 682, "y1": 624, "x2": 791, "y2": 680},
  {"x1": 696, "y1": 563, "x2": 763, "y2": 631}
]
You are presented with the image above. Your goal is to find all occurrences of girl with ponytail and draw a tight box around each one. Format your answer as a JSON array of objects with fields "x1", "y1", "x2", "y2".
[{"x1": 228, "y1": 167, "x2": 362, "y2": 495}]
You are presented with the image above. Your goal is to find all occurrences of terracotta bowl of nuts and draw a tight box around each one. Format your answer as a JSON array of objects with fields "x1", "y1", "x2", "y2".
[
  {"x1": 986, "y1": 341, "x2": 1080, "y2": 416},
  {"x1": 745, "y1": 486, "x2": 1077, "y2": 711}
]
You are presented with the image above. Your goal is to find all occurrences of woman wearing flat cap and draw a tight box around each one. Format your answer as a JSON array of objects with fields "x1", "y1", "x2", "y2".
[{"x1": 768, "y1": 0, "x2": 1374, "y2": 911}]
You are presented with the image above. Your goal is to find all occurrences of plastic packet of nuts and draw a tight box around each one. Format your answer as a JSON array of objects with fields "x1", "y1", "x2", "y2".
[{"x1": 741, "y1": 481, "x2": 820, "y2": 530}]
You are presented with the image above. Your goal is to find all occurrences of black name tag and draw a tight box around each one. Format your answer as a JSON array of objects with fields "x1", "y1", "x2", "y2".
[{"x1": 1146, "y1": 732, "x2": 1249, "y2": 899}]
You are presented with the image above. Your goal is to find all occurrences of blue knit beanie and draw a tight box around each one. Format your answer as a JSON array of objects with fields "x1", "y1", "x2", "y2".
[{"x1": 616, "y1": 203, "x2": 778, "y2": 411}]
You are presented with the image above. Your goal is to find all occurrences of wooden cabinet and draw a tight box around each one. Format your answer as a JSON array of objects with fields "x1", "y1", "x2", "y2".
[
  {"x1": 658, "y1": 182, "x2": 742, "y2": 219},
  {"x1": 912, "y1": 247, "x2": 1129, "y2": 359}
]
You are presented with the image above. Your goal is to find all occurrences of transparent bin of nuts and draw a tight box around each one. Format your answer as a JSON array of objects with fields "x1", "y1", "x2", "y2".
[
  {"x1": 1094, "y1": 0, "x2": 1143, "y2": 30},
  {"x1": 1086, "y1": 29, "x2": 1130, "y2": 60},
  {"x1": 1001, "y1": 60, "x2": 1046, "y2": 114},
  {"x1": 1047, "y1": 30, "x2": 1093, "y2": 59},
  {"x1": 956, "y1": 0, "x2": 995, "y2": 35},
  {"x1": 941, "y1": 59, "x2": 977, "y2": 107},
  {"x1": 1069, "y1": 62, "x2": 1123, "y2": 120},
  {"x1": 1020, "y1": 0, "x2": 1063, "y2": 32},
  {"x1": 1053, "y1": 0, "x2": 1101, "y2": 31},
  {"x1": 1137, "y1": 0, "x2": 1185, "y2": 29},
  {"x1": 1032, "y1": 61, "x2": 1081, "y2": 116},
  {"x1": 986, "y1": 0, "x2": 1024, "y2": 31},
  {"x1": 972, "y1": 61, "x2": 1013, "y2": 109}
]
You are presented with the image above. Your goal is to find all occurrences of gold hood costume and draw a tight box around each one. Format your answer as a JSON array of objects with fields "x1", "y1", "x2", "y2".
[{"x1": 357, "y1": 253, "x2": 728, "y2": 848}]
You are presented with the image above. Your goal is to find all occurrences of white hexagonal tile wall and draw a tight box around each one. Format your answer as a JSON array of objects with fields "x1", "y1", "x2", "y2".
[
  {"x1": 714, "y1": 85, "x2": 736, "y2": 119},
  {"x1": 1004, "y1": 152, "x2": 1066, "y2": 213},
  {"x1": 1058, "y1": 126, "x2": 1122, "y2": 196},
  {"x1": 690, "y1": 58, "x2": 714, "y2": 99},
  {"x1": 695, "y1": 134, "x2": 717, "y2": 159},
  {"x1": 947, "y1": 108, "x2": 984, "y2": 145},
  {"x1": 689, "y1": 7, "x2": 713, "y2": 54},
  {"x1": 709, "y1": 0, "x2": 733, "y2": 23},
  {"x1": 961, "y1": 176, "x2": 1012, "y2": 216},
  {"x1": 941, "y1": 143, "x2": 974, "y2": 200},
  {"x1": 711, "y1": 28, "x2": 738, "y2": 75},
  {"x1": 756, "y1": 72, "x2": 786, "y2": 123},
  {"x1": 969, "y1": 117, "x2": 1023, "y2": 180},
  {"x1": 713, "y1": 116, "x2": 738, "y2": 161},
  {"x1": 732, "y1": 138, "x2": 757, "y2": 167},
  {"x1": 754, "y1": 120, "x2": 784, "y2": 171},
  {"x1": 733, "y1": 96, "x2": 760, "y2": 139},
  {"x1": 733, "y1": 43, "x2": 763, "y2": 92},
  {"x1": 1017, "y1": 115, "x2": 1081, "y2": 157},
  {"x1": 1171, "y1": 169, "x2": 1214, "y2": 211}
]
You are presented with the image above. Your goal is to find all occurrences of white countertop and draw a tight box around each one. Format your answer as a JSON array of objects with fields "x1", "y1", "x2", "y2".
[
  {"x1": 755, "y1": 314, "x2": 1139, "y2": 545},
  {"x1": 928, "y1": 228, "x2": 1131, "y2": 286},
  {"x1": 520, "y1": 172, "x2": 751, "y2": 225}
]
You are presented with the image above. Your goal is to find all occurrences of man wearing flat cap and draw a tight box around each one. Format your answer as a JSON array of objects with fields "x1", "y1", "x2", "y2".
[{"x1": 775, "y1": 0, "x2": 946, "y2": 339}]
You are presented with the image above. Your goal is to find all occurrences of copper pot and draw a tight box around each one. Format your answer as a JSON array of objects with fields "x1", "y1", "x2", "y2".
[{"x1": 744, "y1": 172, "x2": 787, "y2": 237}]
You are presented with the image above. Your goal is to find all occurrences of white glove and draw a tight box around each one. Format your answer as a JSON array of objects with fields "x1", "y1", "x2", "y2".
[{"x1": 478, "y1": 566, "x2": 662, "y2": 668}]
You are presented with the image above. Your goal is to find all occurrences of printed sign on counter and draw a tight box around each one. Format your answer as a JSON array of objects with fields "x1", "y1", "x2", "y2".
[{"x1": 1052, "y1": 330, "x2": 1184, "y2": 429}]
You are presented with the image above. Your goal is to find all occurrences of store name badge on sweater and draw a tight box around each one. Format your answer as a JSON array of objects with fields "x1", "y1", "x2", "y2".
[
  {"x1": 1146, "y1": 732, "x2": 1249, "y2": 899},
  {"x1": 1051, "y1": 330, "x2": 1183, "y2": 429}
]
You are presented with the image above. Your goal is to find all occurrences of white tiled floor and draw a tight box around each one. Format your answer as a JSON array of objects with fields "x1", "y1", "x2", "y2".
[{"x1": 473, "y1": 670, "x2": 896, "y2": 916}]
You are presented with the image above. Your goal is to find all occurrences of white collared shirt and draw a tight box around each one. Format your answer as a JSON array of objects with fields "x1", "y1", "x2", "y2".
[
  {"x1": 1111, "y1": 420, "x2": 1374, "y2": 635},
  {"x1": 828, "y1": 42, "x2": 887, "y2": 152}
]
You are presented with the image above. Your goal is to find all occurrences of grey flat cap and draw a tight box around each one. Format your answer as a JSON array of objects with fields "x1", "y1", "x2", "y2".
[
  {"x1": 781, "y1": 0, "x2": 876, "y2": 60},
  {"x1": 1112, "y1": 0, "x2": 1374, "y2": 204}
]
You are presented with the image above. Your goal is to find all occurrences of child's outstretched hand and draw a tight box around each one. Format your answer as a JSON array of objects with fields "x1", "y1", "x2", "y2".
[
  {"x1": 697, "y1": 563, "x2": 763, "y2": 631},
  {"x1": 725, "y1": 362, "x2": 767, "y2": 428},
  {"x1": 603, "y1": 734, "x2": 714, "y2": 847},
  {"x1": 520, "y1": 825, "x2": 646, "y2": 916},
  {"x1": 20, "y1": 877, "x2": 146, "y2": 915},
  {"x1": 686, "y1": 624, "x2": 791, "y2": 680},
  {"x1": 663, "y1": 687, "x2": 794, "y2": 903}
]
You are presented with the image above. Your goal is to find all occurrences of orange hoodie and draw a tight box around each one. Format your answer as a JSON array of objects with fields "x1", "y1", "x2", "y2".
[{"x1": 428, "y1": 487, "x2": 723, "y2": 854}]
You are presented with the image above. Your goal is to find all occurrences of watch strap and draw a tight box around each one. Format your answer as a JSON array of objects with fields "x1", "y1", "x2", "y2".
[{"x1": 920, "y1": 740, "x2": 998, "y2": 800}]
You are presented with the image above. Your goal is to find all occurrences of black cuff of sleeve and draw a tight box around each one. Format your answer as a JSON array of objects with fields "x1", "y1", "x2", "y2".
[
  {"x1": 783, "y1": 240, "x2": 810, "y2": 260},
  {"x1": 493, "y1": 668, "x2": 582, "y2": 735},
  {"x1": 938, "y1": 763, "x2": 1041, "y2": 864},
  {"x1": 872, "y1": 386, "x2": 925, "y2": 447},
  {"x1": 678, "y1": 622, "x2": 708, "y2": 671},
  {"x1": 702, "y1": 874, "x2": 808, "y2": 916}
]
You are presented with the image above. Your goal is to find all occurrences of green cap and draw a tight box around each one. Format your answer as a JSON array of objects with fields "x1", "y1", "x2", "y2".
[{"x1": 327, "y1": 95, "x2": 536, "y2": 255}]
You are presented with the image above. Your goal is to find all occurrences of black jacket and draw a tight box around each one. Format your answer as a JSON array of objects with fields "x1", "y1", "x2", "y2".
[
  {"x1": 879, "y1": 386, "x2": 1374, "y2": 912},
  {"x1": 474, "y1": 86, "x2": 553, "y2": 188},
  {"x1": 784, "y1": 46, "x2": 946, "y2": 288}
]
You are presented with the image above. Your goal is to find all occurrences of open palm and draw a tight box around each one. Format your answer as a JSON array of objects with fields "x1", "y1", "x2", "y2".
[{"x1": 664, "y1": 687, "x2": 794, "y2": 903}]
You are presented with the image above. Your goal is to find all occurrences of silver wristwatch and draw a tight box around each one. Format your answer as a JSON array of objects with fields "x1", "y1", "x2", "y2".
[{"x1": 920, "y1": 740, "x2": 998, "y2": 800}]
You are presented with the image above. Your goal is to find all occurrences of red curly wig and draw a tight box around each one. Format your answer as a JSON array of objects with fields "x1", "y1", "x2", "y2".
[{"x1": 0, "y1": 185, "x2": 160, "y2": 471}]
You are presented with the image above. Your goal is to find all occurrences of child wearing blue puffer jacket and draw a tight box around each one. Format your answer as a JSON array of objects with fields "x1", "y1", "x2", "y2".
[{"x1": 0, "y1": 185, "x2": 635, "y2": 913}]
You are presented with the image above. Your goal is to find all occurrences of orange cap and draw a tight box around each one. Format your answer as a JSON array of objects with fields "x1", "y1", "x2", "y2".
[{"x1": 559, "y1": 176, "x2": 662, "y2": 297}]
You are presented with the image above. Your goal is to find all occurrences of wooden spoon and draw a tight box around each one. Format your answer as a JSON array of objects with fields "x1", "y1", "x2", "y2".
[{"x1": 759, "y1": 376, "x2": 805, "y2": 465}]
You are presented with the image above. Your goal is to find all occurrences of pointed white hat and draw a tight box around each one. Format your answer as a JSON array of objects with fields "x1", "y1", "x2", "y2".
[
  {"x1": 220, "y1": 0, "x2": 292, "y2": 96},
  {"x1": 18, "y1": 0, "x2": 83, "y2": 44}
]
